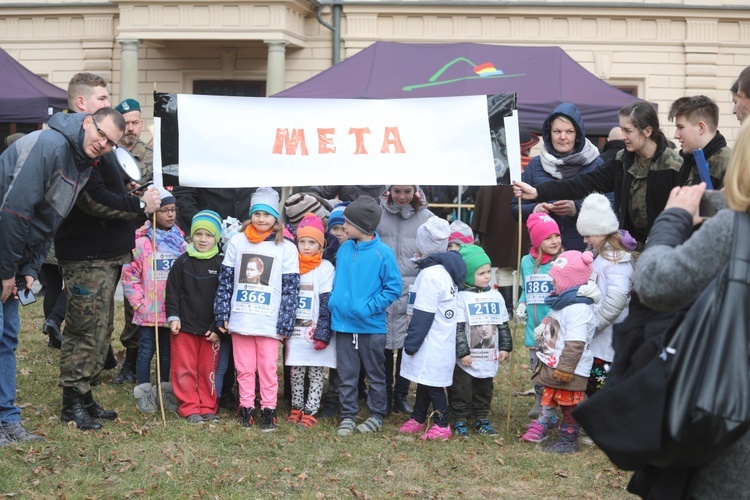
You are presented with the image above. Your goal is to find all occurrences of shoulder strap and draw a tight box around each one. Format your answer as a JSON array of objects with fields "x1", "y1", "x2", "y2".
[{"x1": 729, "y1": 212, "x2": 750, "y2": 284}]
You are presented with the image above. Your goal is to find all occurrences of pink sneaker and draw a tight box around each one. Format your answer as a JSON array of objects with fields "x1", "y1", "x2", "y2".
[
  {"x1": 399, "y1": 418, "x2": 426, "y2": 434},
  {"x1": 421, "y1": 424, "x2": 451, "y2": 441},
  {"x1": 521, "y1": 420, "x2": 549, "y2": 443}
]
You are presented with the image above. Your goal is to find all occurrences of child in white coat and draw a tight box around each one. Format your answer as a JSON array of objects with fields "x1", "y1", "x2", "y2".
[
  {"x1": 399, "y1": 217, "x2": 467, "y2": 440},
  {"x1": 575, "y1": 193, "x2": 637, "y2": 396}
]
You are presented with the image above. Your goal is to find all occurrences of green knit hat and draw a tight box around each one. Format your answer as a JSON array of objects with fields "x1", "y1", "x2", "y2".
[
  {"x1": 459, "y1": 244, "x2": 491, "y2": 286},
  {"x1": 191, "y1": 209, "x2": 222, "y2": 242}
]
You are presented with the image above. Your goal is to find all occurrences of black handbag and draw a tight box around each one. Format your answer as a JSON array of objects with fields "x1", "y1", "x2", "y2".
[{"x1": 574, "y1": 211, "x2": 750, "y2": 470}]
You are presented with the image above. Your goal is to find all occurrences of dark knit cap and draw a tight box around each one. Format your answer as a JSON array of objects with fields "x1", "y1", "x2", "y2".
[{"x1": 343, "y1": 196, "x2": 381, "y2": 235}]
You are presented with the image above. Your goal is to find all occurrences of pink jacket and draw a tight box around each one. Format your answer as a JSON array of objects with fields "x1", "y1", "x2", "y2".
[{"x1": 122, "y1": 223, "x2": 186, "y2": 327}]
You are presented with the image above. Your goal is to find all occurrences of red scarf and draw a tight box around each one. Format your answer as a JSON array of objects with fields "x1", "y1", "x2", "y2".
[{"x1": 530, "y1": 246, "x2": 555, "y2": 265}]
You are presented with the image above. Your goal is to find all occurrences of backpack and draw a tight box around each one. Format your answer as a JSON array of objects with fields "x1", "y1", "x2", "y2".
[{"x1": 573, "y1": 211, "x2": 750, "y2": 471}]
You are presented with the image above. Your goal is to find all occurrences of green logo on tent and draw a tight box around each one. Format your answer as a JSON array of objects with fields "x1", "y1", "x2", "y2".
[{"x1": 402, "y1": 57, "x2": 524, "y2": 91}]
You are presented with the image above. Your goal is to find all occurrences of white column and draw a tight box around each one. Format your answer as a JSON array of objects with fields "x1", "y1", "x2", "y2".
[
  {"x1": 119, "y1": 38, "x2": 140, "y2": 101},
  {"x1": 264, "y1": 40, "x2": 288, "y2": 96}
]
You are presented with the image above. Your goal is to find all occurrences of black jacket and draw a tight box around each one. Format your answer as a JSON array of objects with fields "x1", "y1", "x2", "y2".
[
  {"x1": 535, "y1": 135, "x2": 683, "y2": 245},
  {"x1": 165, "y1": 252, "x2": 223, "y2": 335},
  {"x1": 54, "y1": 152, "x2": 141, "y2": 261}
]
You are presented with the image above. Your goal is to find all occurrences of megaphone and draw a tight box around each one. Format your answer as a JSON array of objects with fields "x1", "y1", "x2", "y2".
[{"x1": 114, "y1": 147, "x2": 142, "y2": 183}]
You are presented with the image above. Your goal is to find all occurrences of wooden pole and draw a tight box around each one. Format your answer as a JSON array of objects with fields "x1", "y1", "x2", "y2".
[
  {"x1": 152, "y1": 209, "x2": 167, "y2": 426},
  {"x1": 507, "y1": 198, "x2": 523, "y2": 433}
]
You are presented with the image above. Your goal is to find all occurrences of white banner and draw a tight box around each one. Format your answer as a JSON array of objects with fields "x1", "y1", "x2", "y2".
[{"x1": 176, "y1": 94, "x2": 497, "y2": 187}]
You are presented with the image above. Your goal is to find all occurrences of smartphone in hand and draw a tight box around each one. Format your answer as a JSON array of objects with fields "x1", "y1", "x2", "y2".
[{"x1": 15, "y1": 278, "x2": 36, "y2": 306}]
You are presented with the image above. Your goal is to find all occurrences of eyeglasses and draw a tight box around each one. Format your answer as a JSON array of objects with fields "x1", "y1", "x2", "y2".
[
  {"x1": 157, "y1": 208, "x2": 178, "y2": 214},
  {"x1": 91, "y1": 117, "x2": 118, "y2": 149}
]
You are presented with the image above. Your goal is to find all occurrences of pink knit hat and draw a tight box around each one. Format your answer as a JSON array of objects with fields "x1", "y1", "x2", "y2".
[
  {"x1": 526, "y1": 213, "x2": 561, "y2": 249},
  {"x1": 549, "y1": 250, "x2": 594, "y2": 293},
  {"x1": 296, "y1": 213, "x2": 325, "y2": 248}
]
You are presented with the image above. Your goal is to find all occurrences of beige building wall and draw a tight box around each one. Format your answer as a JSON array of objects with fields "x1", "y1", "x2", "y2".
[{"x1": 1, "y1": 0, "x2": 749, "y2": 144}]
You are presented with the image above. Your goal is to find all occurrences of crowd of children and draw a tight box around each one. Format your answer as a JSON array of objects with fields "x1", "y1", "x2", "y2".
[{"x1": 118, "y1": 184, "x2": 636, "y2": 452}]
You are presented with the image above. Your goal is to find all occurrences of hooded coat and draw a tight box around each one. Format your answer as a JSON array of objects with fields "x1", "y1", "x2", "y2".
[
  {"x1": 377, "y1": 186, "x2": 434, "y2": 350},
  {"x1": 0, "y1": 112, "x2": 94, "y2": 280},
  {"x1": 511, "y1": 103, "x2": 609, "y2": 252}
]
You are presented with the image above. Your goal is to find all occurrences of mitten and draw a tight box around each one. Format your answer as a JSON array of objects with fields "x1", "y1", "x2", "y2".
[
  {"x1": 515, "y1": 303, "x2": 527, "y2": 324},
  {"x1": 533, "y1": 319, "x2": 547, "y2": 342},
  {"x1": 553, "y1": 369, "x2": 574, "y2": 383},
  {"x1": 313, "y1": 339, "x2": 328, "y2": 351}
]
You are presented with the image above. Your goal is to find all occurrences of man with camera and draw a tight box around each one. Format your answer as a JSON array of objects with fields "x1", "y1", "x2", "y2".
[{"x1": 0, "y1": 107, "x2": 125, "y2": 445}]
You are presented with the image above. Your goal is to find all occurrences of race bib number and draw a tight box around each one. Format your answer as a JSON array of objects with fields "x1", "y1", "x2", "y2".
[
  {"x1": 466, "y1": 295, "x2": 504, "y2": 325},
  {"x1": 406, "y1": 285, "x2": 416, "y2": 316},
  {"x1": 295, "y1": 289, "x2": 314, "y2": 321},
  {"x1": 233, "y1": 284, "x2": 272, "y2": 315},
  {"x1": 525, "y1": 274, "x2": 553, "y2": 305},
  {"x1": 155, "y1": 253, "x2": 177, "y2": 281}
]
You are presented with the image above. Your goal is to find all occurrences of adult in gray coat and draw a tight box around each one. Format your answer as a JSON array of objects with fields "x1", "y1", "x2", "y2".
[
  {"x1": 632, "y1": 121, "x2": 750, "y2": 498},
  {"x1": 0, "y1": 109, "x2": 124, "y2": 445},
  {"x1": 377, "y1": 185, "x2": 433, "y2": 414}
]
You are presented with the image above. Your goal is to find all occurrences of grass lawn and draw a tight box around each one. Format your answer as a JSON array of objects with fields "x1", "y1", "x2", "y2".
[{"x1": 2, "y1": 300, "x2": 633, "y2": 499}]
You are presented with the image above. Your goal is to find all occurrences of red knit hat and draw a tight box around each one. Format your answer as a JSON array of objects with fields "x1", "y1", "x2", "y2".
[
  {"x1": 527, "y1": 213, "x2": 560, "y2": 250},
  {"x1": 297, "y1": 213, "x2": 325, "y2": 248}
]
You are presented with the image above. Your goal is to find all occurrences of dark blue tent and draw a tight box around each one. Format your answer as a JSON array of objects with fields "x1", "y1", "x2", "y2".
[
  {"x1": 0, "y1": 46, "x2": 68, "y2": 123},
  {"x1": 276, "y1": 42, "x2": 641, "y2": 136}
]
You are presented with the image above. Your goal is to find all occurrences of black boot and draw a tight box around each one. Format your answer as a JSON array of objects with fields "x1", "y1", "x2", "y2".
[
  {"x1": 82, "y1": 391, "x2": 117, "y2": 420},
  {"x1": 393, "y1": 395, "x2": 413, "y2": 414},
  {"x1": 42, "y1": 319, "x2": 62, "y2": 349},
  {"x1": 103, "y1": 345, "x2": 118, "y2": 370},
  {"x1": 61, "y1": 388, "x2": 102, "y2": 430},
  {"x1": 111, "y1": 347, "x2": 138, "y2": 385}
]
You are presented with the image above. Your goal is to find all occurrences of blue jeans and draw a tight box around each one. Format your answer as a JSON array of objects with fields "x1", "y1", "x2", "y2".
[
  {"x1": 136, "y1": 326, "x2": 171, "y2": 385},
  {"x1": 214, "y1": 334, "x2": 232, "y2": 397},
  {"x1": 0, "y1": 299, "x2": 21, "y2": 424}
]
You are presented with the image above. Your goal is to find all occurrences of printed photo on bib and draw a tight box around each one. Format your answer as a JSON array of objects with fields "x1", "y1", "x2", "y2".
[
  {"x1": 233, "y1": 252, "x2": 275, "y2": 315},
  {"x1": 535, "y1": 317, "x2": 560, "y2": 368},
  {"x1": 469, "y1": 324, "x2": 499, "y2": 361}
]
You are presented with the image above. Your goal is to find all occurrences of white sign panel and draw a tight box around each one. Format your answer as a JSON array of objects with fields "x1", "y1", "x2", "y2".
[{"x1": 176, "y1": 94, "x2": 497, "y2": 187}]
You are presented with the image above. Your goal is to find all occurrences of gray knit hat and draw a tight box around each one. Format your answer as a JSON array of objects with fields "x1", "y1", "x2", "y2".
[
  {"x1": 343, "y1": 196, "x2": 381, "y2": 234},
  {"x1": 417, "y1": 216, "x2": 450, "y2": 256},
  {"x1": 576, "y1": 193, "x2": 619, "y2": 236}
]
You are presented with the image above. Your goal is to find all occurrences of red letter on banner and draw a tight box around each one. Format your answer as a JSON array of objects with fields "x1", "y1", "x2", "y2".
[
  {"x1": 349, "y1": 128, "x2": 371, "y2": 155},
  {"x1": 380, "y1": 127, "x2": 405, "y2": 154},
  {"x1": 318, "y1": 128, "x2": 336, "y2": 154},
  {"x1": 272, "y1": 128, "x2": 309, "y2": 155}
]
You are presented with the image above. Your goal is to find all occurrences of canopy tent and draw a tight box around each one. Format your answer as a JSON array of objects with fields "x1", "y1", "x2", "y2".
[
  {"x1": 276, "y1": 42, "x2": 640, "y2": 136},
  {"x1": 0, "y1": 47, "x2": 68, "y2": 123}
]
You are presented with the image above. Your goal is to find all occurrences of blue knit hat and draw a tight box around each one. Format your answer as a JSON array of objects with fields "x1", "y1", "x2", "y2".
[
  {"x1": 249, "y1": 187, "x2": 280, "y2": 220},
  {"x1": 191, "y1": 210, "x2": 222, "y2": 241},
  {"x1": 327, "y1": 201, "x2": 350, "y2": 230}
]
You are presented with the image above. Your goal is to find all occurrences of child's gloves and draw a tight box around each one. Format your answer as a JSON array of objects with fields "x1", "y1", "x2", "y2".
[
  {"x1": 533, "y1": 319, "x2": 547, "y2": 342},
  {"x1": 553, "y1": 369, "x2": 574, "y2": 383},
  {"x1": 313, "y1": 339, "x2": 328, "y2": 351},
  {"x1": 515, "y1": 303, "x2": 527, "y2": 324}
]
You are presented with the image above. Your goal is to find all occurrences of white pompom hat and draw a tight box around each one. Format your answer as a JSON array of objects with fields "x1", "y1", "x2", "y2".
[{"x1": 576, "y1": 193, "x2": 619, "y2": 236}]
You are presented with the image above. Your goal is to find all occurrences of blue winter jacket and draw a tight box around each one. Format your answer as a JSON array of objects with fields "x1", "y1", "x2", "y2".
[
  {"x1": 511, "y1": 103, "x2": 611, "y2": 251},
  {"x1": 329, "y1": 233, "x2": 402, "y2": 334}
]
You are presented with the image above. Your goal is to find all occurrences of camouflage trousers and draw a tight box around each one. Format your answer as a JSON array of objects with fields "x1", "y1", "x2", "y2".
[
  {"x1": 58, "y1": 256, "x2": 127, "y2": 395},
  {"x1": 120, "y1": 296, "x2": 139, "y2": 349}
]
